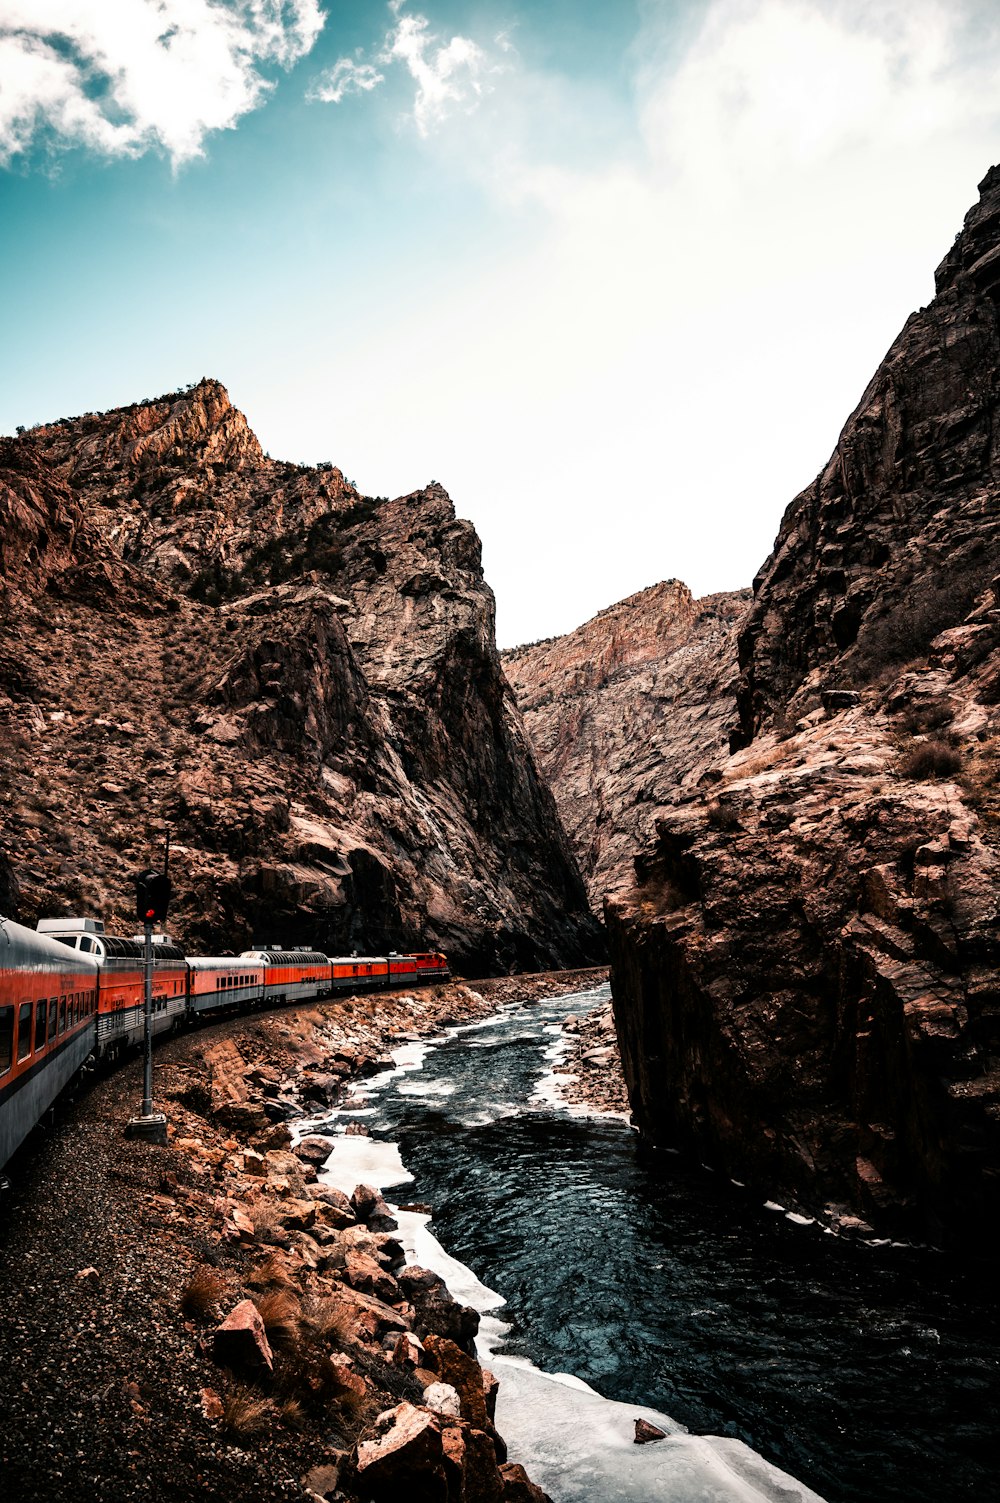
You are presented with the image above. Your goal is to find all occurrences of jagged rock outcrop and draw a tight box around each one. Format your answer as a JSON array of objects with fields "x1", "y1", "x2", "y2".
[
  {"x1": 503, "y1": 582, "x2": 749, "y2": 909},
  {"x1": 607, "y1": 168, "x2": 1000, "y2": 1248},
  {"x1": 0, "y1": 380, "x2": 601, "y2": 973}
]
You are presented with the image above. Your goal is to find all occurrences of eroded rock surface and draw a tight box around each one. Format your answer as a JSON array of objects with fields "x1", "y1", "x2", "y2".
[
  {"x1": 607, "y1": 167, "x2": 1000, "y2": 1248},
  {"x1": 0, "y1": 381, "x2": 600, "y2": 973},
  {"x1": 503, "y1": 581, "x2": 748, "y2": 908}
]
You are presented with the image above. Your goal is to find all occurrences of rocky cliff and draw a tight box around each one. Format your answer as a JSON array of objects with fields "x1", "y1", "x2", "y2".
[
  {"x1": 607, "y1": 167, "x2": 1000, "y2": 1249},
  {"x1": 0, "y1": 381, "x2": 601, "y2": 973},
  {"x1": 503, "y1": 582, "x2": 749, "y2": 909}
]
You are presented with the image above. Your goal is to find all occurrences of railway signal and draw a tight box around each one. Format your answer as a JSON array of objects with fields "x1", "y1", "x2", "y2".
[{"x1": 125, "y1": 859, "x2": 172, "y2": 1146}]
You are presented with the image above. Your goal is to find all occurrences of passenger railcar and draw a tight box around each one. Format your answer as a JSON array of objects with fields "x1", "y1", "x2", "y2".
[
  {"x1": 240, "y1": 949, "x2": 333, "y2": 1005},
  {"x1": 0, "y1": 917, "x2": 100, "y2": 1168},
  {"x1": 187, "y1": 957, "x2": 265, "y2": 1016},
  {"x1": 38, "y1": 919, "x2": 187, "y2": 1061},
  {"x1": 331, "y1": 955, "x2": 390, "y2": 990}
]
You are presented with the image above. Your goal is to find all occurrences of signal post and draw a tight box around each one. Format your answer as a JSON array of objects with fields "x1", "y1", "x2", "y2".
[{"x1": 125, "y1": 866, "x2": 171, "y2": 1146}]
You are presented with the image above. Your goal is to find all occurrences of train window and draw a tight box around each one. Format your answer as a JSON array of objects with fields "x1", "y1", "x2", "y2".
[
  {"x1": 18, "y1": 1002, "x2": 32, "y2": 1059},
  {"x1": 0, "y1": 1007, "x2": 12, "y2": 1073},
  {"x1": 48, "y1": 999, "x2": 57, "y2": 1042},
  {"x1": 35, "y1": 1000, "x2": 46, "y2": 1050},
  {"x1": 59, "y1": 998, "x2": 66, "y2": 1034}
]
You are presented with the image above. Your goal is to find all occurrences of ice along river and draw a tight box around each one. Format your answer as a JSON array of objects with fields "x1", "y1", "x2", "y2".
[{"x1": 310, "y1": 983, "x2": 999, "y2": 1503}]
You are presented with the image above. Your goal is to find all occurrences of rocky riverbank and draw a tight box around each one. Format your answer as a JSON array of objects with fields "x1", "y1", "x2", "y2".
[
  {"x1": 551, "y1": 999, "x2": 631, "y2": 1117},
  {"x1": 0, "y1": 969, "x2": 606, "y2": 1503}
]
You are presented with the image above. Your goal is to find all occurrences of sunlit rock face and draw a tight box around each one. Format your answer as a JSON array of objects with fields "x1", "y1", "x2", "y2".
[
  {"x1": 606, "y1": 167, "x2": 1000, "y2": 1248},
  {"x1": 503, "y1": 581, "x2": 749, "y2": 911},
  {"x1": 0, "y1": 380, "x2": 601, "y2": 974}
]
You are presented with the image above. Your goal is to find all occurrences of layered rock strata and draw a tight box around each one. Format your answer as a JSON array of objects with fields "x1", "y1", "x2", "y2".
[
  {"x1": 0, "y1": 382, "x2": 601, "y2": 973},
  {"x1": 607, "y1": 167, "x2": 1000, "y2": 1248},
  {"x1": 503, "y1": 582, "x2": 749, "y2": 909}
]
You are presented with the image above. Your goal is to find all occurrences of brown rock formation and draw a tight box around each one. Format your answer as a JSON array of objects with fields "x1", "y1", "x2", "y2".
[
  {"x1": 607, "y1": 167, "x2": 1000, "y2": 1248},
  {"x1": 0, "y1": 380, "x2": 601, "y2": 973},
  {"x1": 503, "y1": 581, "x2": 749, "y2": 908}
]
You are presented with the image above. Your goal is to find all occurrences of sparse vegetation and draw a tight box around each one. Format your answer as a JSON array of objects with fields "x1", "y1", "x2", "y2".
[
  {"x1": 220, "y1": 1384, "x2": 274, "y2": 1441},
  {"x1": 302, "y1": 1295, "x2": 356, "y2": 1347},
  {"x1": 179, "y1": 1265, "x2": 227, "y2": 1318},
  {"x1": 897, "y1": 696, "x2": 956, "y2": 735},
  {"x1": 251, "y1": 1289, "x2": 302, "y2": 1351},
  {"x1": 247, "y1": 1253, "x2": 297, "y2": 1292},
  {"x1": 706, "y1": 798, "x2": 742, "y2": 831},
  {"x1": 898, "y1": 739, "x2": 963, "y2": 780}
]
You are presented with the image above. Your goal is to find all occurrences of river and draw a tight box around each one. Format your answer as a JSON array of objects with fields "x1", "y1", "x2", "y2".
[{"x1": 308, "y1": 982, "x2": 999, "y2": 1503}]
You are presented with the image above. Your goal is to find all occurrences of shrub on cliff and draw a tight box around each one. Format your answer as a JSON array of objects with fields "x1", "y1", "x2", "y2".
[{"x1": 898, "y1": 739, "x2": 962, "y2": 780}]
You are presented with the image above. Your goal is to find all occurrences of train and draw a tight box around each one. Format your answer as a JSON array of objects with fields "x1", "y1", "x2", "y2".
[{"x1": 0, "y1": 913, "x2": 449, "y2": 1172}]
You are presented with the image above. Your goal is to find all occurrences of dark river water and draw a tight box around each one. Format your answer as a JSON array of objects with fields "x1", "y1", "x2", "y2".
[{"x1": 323, "y1": 984, "x2": 999, "y2": 1503}]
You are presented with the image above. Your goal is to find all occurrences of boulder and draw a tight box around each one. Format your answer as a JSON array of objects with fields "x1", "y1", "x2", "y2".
[
  {"x1": 634, "y1": 1417, "x2": 667, "y2": 1444},
  {"x1": 442, "y1": 1423, "x2": 507, "y2": 1503},
  {"x1": 350, "y1": 1183, "x2": 382, "y2": 1220},
  {"x1": 482, "y1": 1368, "x2": 499, "y2": 1423},
  {"x1": 423, "y1": 1382, "x2": 462, "y2": 1418},
  {"x1": 199, "y1": 1387, "x2": 224, "y2": 1421},
  {"x1": 499, "y1": 1462, "x2": 553, "y2": 1502},
  {"x1": 392, "y1": 1331, "x2": 426, "y2": 1370},
  {"x1": 212, "y1": 1299, "x2": 273, "y2": 1372},
  {"x1": 423, "y1": 1335, "x2": 488, "y2": 1427},
  {"x1": 302, "y1": 1463, "x2": 342, "y2": 1501},
  {"x1": 355, "y1": 1402, "x2": 448, "y2": 1502},
  {"x1": 277, "y1": 1197, "x2": 317, "y2": 1232},
  {"x1": 344, "y1": 1248, "x2": 401, "y2": 1303},
  {"x1": 295, "y1": 1135, "x2": 334, "y2": 1167},
  {"x1": 399, "y1": 1266, "x2": 480, "y2": 1354}
]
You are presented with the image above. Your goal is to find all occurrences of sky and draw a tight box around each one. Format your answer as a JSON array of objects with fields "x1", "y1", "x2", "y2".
[{"x1": 2, "y1": 2, "x2": 1000, "y2": 647}]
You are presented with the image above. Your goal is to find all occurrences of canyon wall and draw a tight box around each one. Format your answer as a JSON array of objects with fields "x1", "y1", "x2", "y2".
[
  {"x1": 0, "y1": 382, "x2": 601, "y2": 974},
  {"x1": 606, "y1": 167, "x2": 1000, "y2": 1247},
  {"x1": 503, "y1": 582, "x2": 748, "y2": 909}
]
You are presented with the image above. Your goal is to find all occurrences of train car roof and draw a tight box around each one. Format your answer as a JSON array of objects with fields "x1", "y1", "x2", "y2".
[
  {"x1": 1, "y1": 915, "x2": 101, "y2": 970},
  {"x1": 99, "y1": 936, "x2": 187, "y2": 961},
  {"x1": 329, "y1": 955, "x2": 388, "y2": 965},
  {"x1": 36, "y1": 916, "x2": 105, "y2": 935},
  {"x1": 187, "y1": 956, "x2": 264, "y2": 970},
  {"x1": 239, "y1": 949, "x2": 329, "y2": 964}
]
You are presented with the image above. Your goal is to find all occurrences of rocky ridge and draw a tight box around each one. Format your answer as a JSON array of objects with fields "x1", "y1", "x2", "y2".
[
  {"x1": 503, "y1": 581, "x2": 749, "y2": 909},
  {"x1": 0, "y1": 382, "x2": 601, "y2": 973},
  {"x1": 606, "y1": 167, "x2": 1000, "y2": 1248}
]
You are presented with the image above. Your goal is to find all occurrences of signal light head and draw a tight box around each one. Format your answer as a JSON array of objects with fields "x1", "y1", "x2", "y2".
[{"x1": 133, "y1": 869, "x2": 171, "y2": 924}]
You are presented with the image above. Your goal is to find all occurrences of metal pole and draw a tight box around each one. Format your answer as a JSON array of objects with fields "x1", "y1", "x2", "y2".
[{"x1": 141, "y1": 917, "x2": 153, "y2": 1118}]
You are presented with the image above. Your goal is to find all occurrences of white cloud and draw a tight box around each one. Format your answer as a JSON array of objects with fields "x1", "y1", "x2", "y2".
[
  {"x1": 307, "y1": 55, "x2": 384, "y2": 105},
  {"x1": 0, "y1": 0, "x2": 325, "y2": 166},
  {"x1": 310, "y1": 1, "x2": 501, "y2": 136},
  {"x1": 263, "y1": 0, "x2": 1000, "y2": 645}
]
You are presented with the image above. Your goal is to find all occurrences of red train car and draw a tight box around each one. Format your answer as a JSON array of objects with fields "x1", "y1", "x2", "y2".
[
  {"x1": 0, "y1": 917, "x2": 100, "y2": 1167},
  {"x1": 38, "y1": 919, "x2": 187, "y2": 1061}
]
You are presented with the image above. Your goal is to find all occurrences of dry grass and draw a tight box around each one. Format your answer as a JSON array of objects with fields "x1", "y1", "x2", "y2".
[
  {"x1": 302, "y1": 1295, "x2": 356, "y2": 1347},
  {"x1": 246, "y1": 1195, "x2": 287, "y2": 1246},
  {"x1": 246, "y1": 1254, "x2": 297, "y2": 1292},
  {"x1": 179, "y1": 1265, "x2": 227, "y2": 1319},
  {"x1": 252, "y1": 1288, "x2": 302, "y2": 1351},
  {"x1": 705, "y1": 798, "x2": 741, "y2": 831},
  {"x1": 898, "y1": 739, "x2": 963, "y2": 781},
  {"x1": 221, "y1": 1385, "x2": 274, "y2": 1441},
  {"x1": 897, "y1": 696, "x2": 955, "y2": 735},
  {"x1": 279, "y1": 1396, "x2": 306, "y2": 1430}
]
